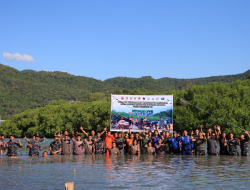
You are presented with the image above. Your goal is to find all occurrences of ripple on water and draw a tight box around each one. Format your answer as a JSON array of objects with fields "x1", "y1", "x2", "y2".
[{"x1": 0, "y1": 141, "x2": 250, "y2": 189}]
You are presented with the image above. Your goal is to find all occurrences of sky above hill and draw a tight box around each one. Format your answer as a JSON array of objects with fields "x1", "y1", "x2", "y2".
[{"x1": 0, "y1": 0, "x2": 249, "y2": 80}]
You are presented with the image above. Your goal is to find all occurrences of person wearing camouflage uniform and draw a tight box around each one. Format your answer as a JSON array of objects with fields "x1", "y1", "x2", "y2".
[
  {"x1": 114, "y1": 133, "x2": 125, "y2": 154},
  {"x1": 27, "y1": 135, "x2": 42, "y2": 156},
  {"x1": 240, "y1": 131, "x2": 250, "y2": 156},
  {"x1": 49, "y1": 136, "x2": 62, "y2": 155},
  {"x1": 94, "y1": 132, "x2": 104, "y2": 154},
  {"x1": 194, "y1": 132, "x2": 207, "y2": 155},
  {"x1": 227, "y1": 133, "x2": 240, "y2": 156},
  {"x1": 5, "y1": 135, "x2": 22, "y2": 157}
]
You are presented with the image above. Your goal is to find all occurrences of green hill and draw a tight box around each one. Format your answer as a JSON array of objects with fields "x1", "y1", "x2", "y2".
[
  {"x1": 0, "y1": 63, "x2": 249, "y2": 119},
  {"x1": 0, "y1": 79, "x2": 249, "y2": 137}
]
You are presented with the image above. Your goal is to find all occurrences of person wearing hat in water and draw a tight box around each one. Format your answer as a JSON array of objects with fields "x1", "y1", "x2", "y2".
[
  {"x1": 27, "y1": 134, "x2": 43, "y2": 156},
  {"x1": 5, "y1": 135, "x2": 22, "y2": 157}
]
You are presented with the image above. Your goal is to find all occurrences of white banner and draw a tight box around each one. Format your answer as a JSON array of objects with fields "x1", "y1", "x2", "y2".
[{"x1": 110, "y1": 94, "x2": 173, "y2": 132}]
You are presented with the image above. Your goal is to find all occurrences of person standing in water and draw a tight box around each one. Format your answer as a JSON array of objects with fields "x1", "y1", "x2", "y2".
[
  {"x1": 72, "y1": 134, "x2": 84, "y2": 155},
  {"x1": 0, "y1": 134, "x2": 5, "y2": 157},
  {"x1": 27, "y1": 135, "x2": 43, "y2": 156},
  {"x1": 239, "y1": 131, "x2": 250, "y2": 156},
  {"x1": 146, "y1": 142, "x2": 155, "y2": 155},
  {"x1": 61, "y1": 135, "x2": 71, "y2": 155},
  {"x1": 226, "y1": 133, "x2": 240, "y2": 156},
  {"x1": 130, "y1": 139, "x2": 140, "y2": 155},
  {"x1": 84, "y1": 136, "x2": 95, "y2": 155},
  {"x1": 114, "y1": 133, "x2": 125, "y2": 154},
  {"x1": 94, "y1": 132, "x2": 104, "y2": 154},
  {"x1": 5, "y1": 135, "x2": 22, "y2": 157},
  {"x1": 168, "y1": 131, "x2": 180, "y2": 155},
  {"x1": 178, "y1": 130, "x2": 192, "y2": 155},
  {"x1": 207, "y1": 133, "x2": 218, "y2": 155},
  {"x1": 49, "y1": 136, "x2": 62, "y2": 155},
  {"x1": 108, "y1": 142, "x2": 120, "y2": 155},
  {"x1": 217, "y1": 127, "x2": 229, "y2": 155},
  {"x1": 155, "y1": 138, "x2": 165, "y2": 155},
  {"x1": 194, "y1": 132, "x2": 207, "y2": 155},
  {"x1": 104, "y1": 129, "x2": 115, "y2": 155}
]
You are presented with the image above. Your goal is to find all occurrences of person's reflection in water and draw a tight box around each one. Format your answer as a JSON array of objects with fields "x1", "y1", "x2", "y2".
[
  {"x1": 105, "y1": 155, "x2": 115, "y2": 183},
  {"x1": 85, "y1": 154, "x2": 95, "y2": 164},
  {"x1": 129, "y1": 154, "x2": 140, "y2": 163},
  {"x1": 73, "y1": 155, "x2": 84, "y2": 163},
  {"x1": 61, "y1": 153, "x2": 72, "y2": 163},
  {"x1": 146, "y1": 155, "x2": 155, "y2": 164},
  {"x1": 52, "y1": 155, "x2": 63, "y2": 163}
]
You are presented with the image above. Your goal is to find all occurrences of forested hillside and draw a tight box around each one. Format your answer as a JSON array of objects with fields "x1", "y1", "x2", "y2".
[
  {"x1": 0, "y1": 63, "x2": 249, "y2": 119},
  {"x1": 0, "y1": 79, "x2": 249, "y2": 137}
]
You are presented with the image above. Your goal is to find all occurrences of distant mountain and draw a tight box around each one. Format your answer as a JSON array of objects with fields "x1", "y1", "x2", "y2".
[
  {"x1": 104, "y1": 71, "x2": 250, "y2": 91},
  {"x1": 0, "y1": 63, "x2": 249, "y2": 119}
]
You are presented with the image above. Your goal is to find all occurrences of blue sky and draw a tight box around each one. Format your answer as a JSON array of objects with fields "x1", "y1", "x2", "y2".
[{"x1": 0, "y1": 0, "x2": 249, "y2": 80}]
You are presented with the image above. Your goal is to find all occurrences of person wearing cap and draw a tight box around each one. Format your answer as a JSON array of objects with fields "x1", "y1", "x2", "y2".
[
  {"x1": 5, "y1": 135, "x2": 22, "y2": 157},
  {"x1": 168, "y1": 131, "x2": 180, "y2": 155},
  {"x1": 27, "y1": 135, "x2": 43, "y2": 156},
  {"x1": 49, "y1": 136, "x2": 62, "y2": 155}
]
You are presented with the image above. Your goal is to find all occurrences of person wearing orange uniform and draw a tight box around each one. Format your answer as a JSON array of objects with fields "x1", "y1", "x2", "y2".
[
  {"x1": 104, "y1": 130, "x2": 115, "y2": 155},
  {"x1": 126, "y1": 134, "x2": 134, "y2": 154}
]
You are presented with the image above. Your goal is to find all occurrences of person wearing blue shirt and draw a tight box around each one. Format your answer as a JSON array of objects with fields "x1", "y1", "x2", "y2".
[
  {"x1": 152, "y1": 130, "x2": 161, "y2": 147},
  {"x1": 169, "y1": 131, "x2": 180, "y2": 155},
  {"x1": 178, "y1": 130, "x2": 192, "y2": 155}
]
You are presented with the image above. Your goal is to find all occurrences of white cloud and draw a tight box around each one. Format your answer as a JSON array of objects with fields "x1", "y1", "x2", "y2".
[{"x1": 3, "y1": 52, "x2": 36, "y2": 62}]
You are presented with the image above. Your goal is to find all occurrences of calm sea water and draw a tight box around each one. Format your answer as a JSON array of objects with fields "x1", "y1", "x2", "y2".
[{"x1": 0, "y1": 139, "x2": 249, "y2": 190}]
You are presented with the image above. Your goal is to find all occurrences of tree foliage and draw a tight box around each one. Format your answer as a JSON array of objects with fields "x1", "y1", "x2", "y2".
[
  {"x1": 0, "y1": 79, "x2": 249, "y2": 137},
  {"x1": 0, "y1": 63, "x2": 249, "y2": 119}
]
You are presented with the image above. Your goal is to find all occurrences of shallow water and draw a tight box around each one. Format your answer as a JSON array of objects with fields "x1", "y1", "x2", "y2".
[{"x1": 0, "y1": 139, "x2": 249, "y2": 190}]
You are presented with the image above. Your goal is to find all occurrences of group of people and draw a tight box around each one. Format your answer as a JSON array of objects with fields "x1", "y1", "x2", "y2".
[
  {"x1": 0, "y1": 124, "x2": 249, "y2": 157},
  {"x1": 113, "y1": 116, "x2": 172, "y2": 131}
]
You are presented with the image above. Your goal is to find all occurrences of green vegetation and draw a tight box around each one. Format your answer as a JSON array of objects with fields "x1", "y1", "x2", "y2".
[
  {"x1": 0, "y1": 63, "x2": 249, "y2": 119},
  {"x1": 0, "y1": 77, "x2": 249, "y2": 137}
]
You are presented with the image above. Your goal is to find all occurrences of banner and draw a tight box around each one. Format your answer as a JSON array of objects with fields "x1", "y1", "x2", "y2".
[{"x1": 110, "y1": 94, "x2": 173, "y2": 132}]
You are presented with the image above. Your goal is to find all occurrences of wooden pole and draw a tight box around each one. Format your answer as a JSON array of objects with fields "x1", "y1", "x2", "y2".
[{"x1": 65, "y1": 182, "x2": 74, "y2": 190}]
